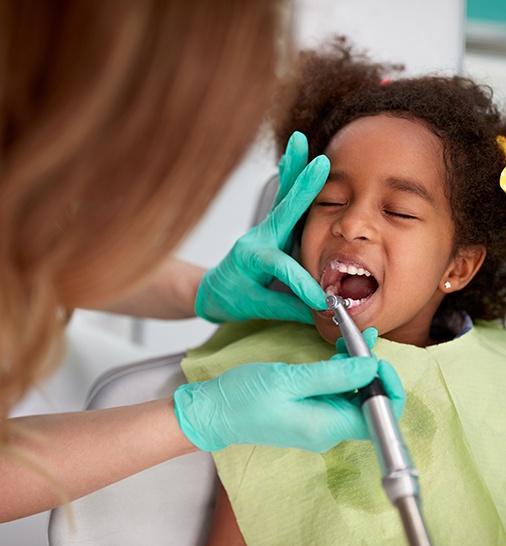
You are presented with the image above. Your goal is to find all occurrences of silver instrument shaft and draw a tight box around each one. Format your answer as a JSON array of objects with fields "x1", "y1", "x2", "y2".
[{"x1": 326, "y1": 295, "x2": 432, "y2": 546}]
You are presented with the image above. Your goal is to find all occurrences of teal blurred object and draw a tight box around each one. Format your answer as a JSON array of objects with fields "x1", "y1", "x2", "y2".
[
  {"x1": 466, "y1": 0, "x2": 506, "y2": 55},
  {"x1": 467, "y1": 0, "x2": 506, "y2": 23}
]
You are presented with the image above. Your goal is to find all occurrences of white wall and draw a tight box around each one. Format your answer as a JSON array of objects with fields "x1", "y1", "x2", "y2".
[
  {"x1": 3, "y1": 2, "x2": 465, "y2": 544},
  {"x1": 465, "y1": 51, "x2": 506, "y2": 106},
  {"x1": 294, "y1": 0, "x2": 464, "y2": 74}
]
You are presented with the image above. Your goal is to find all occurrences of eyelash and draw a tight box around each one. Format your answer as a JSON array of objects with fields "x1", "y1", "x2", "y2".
[
  {"x1": 384, "y1": 210, "x2": 417, "y2": 220},
  {"x1": 317, "y1": 202, "x2": 417, "y2": 220},
  {"x1": 317, "y1": 202, "x2": 345, "y2": 207}
]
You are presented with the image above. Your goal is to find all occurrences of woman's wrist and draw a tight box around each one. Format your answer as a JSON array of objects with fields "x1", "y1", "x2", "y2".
[{"x1": 166, "y1": 397, "x2": 202, "y2": 454}]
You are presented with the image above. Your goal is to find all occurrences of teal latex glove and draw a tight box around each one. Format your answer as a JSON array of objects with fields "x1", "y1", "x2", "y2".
[
  {"x1": 173, "y1": 351, "x2": 405, "y2": 453},
  {"x1": 195, "y1": 131, "x2": 330, "y2": 324}
]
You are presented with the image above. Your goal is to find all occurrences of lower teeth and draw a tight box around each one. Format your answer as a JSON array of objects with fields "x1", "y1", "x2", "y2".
[
  {"x1": 324, "y1": 288, "x2": 368, "y2": 308},
  {"x1": 345, "y1": 297, "x2": 368, "y2": 309}
]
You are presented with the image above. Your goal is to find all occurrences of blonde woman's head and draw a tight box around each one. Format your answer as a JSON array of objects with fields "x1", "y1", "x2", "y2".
[{"x1": 0, "y1": 0, "x2": 284, "y2": 428}]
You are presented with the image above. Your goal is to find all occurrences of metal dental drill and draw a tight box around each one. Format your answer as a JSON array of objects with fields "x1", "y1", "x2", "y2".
[{"x1": 326, "y1": 295, "x2": 432, "y2": 546}]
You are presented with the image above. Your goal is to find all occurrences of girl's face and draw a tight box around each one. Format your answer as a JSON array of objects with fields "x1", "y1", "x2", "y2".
[{"x1": 301, "y1": 113, "x2": 457, "y2": 346}]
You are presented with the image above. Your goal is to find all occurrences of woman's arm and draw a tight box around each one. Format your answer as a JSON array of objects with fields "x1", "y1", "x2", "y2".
[
  {"x1": 100, "y1": 256, "x2": 206, "y2": 319},
  {"x1": 0, "y1": 399, "x2": 197, "y2": 522},
  {"x1": 206, "y1": 481, "x2": 246, "y2": 546}
]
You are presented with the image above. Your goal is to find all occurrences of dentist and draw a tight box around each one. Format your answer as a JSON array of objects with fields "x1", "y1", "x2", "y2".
[{"x1": 0, "y1": 0, "x2": 404, "y2": 522}]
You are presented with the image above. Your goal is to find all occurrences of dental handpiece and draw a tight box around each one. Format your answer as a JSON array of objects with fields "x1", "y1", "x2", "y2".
[{"x1": 326, "y1": 295, "x2": 432, "y2": 546}]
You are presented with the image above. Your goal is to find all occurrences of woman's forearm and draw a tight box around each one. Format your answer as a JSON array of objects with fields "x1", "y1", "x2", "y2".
[
  {"x1": 99, "y1": 257, "x2": 207, "y2": 319},
  {"x1": 0, "y1": 399, "x2": 198, "y2": 522}
]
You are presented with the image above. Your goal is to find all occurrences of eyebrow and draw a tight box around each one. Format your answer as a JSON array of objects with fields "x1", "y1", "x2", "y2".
[
  {"x1": 327, "y1": 171, "x2": 437, "y2": 208},
  {"x1": 385, "y1": 177, "x2": 437, "y2": 207}
]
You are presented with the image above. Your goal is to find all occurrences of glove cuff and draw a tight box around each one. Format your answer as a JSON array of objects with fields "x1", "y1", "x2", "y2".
[
  {"x1": 194, "y1": 281, "x2": 226, "y2": 324},
  {"x1": 173, "y1": 383, "x2": 226, "y2": 452}
]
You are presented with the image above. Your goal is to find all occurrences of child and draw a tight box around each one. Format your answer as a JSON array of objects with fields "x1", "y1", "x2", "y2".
[{"x1": 182, "y1": 38, "x2": 506, "y2": 544}]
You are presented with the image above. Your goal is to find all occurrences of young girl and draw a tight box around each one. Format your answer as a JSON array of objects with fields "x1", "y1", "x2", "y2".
[{"x1": 182, "y1": 38, "x2": 506, "y2": 544}]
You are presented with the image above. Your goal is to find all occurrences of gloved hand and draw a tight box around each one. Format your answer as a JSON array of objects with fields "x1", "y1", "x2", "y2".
[
  {"x1": 173, "y1": 350, "x2": 405, "y2": 453},
  {"x1": 195, "y1": 131, "x2": 330, "y2": 324}
]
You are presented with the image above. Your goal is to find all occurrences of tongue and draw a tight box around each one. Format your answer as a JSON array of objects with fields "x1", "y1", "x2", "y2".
[{"x1": 340, "y1": 275, "x2": 377, "y2": 301}]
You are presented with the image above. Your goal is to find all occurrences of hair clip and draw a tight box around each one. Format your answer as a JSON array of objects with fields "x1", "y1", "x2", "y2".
[
  {"x1": 379, "y1": 77, "x2": 391, "y2": 86},
  {"x1": 496, "y1": 135, "x2": 506, "y2": 193}
]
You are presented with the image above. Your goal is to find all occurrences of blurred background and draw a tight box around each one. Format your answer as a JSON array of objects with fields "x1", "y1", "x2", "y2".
[{"x1": 2, "y1": 0, "x2": 505, "y2": 543}]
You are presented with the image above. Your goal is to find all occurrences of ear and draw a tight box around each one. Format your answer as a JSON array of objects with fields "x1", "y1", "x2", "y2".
[{"x1": 440, "y1": 245, "x2": 486, "y2": 293}]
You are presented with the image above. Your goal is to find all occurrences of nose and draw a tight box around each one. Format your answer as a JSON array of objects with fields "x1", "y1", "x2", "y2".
[{"x1": 331, "y1": 204, "x2": 377, "y2": 242}]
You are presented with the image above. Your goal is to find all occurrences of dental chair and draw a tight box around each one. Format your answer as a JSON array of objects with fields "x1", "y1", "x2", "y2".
[{"x1": 47, "y1": 175, "x2": 279, "y2": 546}]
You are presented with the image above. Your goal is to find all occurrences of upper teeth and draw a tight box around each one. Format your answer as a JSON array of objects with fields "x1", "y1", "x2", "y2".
[{"x1": 330, "y1": 261, "x2": 371, "y2": 276}]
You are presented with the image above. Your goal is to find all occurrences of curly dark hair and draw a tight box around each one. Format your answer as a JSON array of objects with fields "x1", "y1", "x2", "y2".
[{"x1": 272, "y1": 37, "x2": 506, "y2": 325}]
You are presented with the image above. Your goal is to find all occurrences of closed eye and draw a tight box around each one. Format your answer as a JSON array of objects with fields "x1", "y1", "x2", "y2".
[
  {"x1": 317, "y1": 201, "x2": 346, "y2": 207},
  {"x1": 384, "y1": 210, "x2": 418, "y2": 220}
]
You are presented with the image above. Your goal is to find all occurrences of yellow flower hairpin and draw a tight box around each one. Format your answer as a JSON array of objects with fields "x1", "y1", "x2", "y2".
[{"x1": 497, "y1": 135, "x2": 506, "y2": 193}]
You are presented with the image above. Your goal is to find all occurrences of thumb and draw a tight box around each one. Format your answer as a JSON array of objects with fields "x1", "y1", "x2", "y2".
[
  {"x1": 259, "y1": 252, "x2": 327, "y2": 311},
  {"x1": 243, "y1": 286, "x2": 316, "y2": 323},
  {"x1": 285, "y1": 358, "x2": 378, "y2": 398}
]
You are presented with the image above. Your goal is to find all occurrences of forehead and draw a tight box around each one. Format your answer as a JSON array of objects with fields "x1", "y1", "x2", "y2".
[{"x1": 325, "y1": 113, "x2": 445, "y2": 178}]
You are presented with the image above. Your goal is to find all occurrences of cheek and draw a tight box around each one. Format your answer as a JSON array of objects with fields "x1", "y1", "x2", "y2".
[{"x1": 400, "y1": 236, "x2": 453, "y2": 282}]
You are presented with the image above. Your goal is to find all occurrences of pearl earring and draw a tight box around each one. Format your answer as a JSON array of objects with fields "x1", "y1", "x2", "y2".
[{"x1": 444, "y1": 281, "x2": 451, "y2": 289}]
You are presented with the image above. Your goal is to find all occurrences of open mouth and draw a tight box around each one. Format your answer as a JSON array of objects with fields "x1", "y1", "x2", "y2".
[{"x1": 320, "y1": 259, "x2": 379, "y2": 310}]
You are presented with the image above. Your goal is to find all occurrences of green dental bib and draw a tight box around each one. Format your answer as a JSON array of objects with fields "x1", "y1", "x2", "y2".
[{"x1": 181, "y1": 320, "x2": 506, "y2": 545}]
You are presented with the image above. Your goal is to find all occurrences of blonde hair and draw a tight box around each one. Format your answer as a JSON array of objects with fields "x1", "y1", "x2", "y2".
[{"x1": 0, "y1": 0, "x2": 282, "y2": 433}]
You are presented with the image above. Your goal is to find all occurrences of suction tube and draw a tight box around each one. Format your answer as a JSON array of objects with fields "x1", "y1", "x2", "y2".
[{"x1": 326, "y1": 295, "x2": 432, "y2": 546}]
